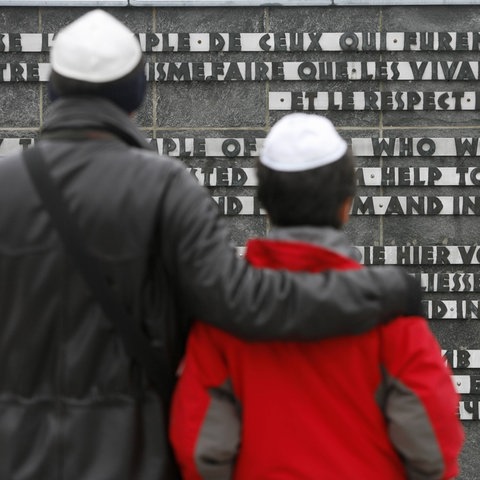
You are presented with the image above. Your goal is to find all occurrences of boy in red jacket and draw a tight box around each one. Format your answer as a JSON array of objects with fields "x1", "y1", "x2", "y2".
[{"x1": 170, "y1": 113, "x2": 463, "y2": 479}]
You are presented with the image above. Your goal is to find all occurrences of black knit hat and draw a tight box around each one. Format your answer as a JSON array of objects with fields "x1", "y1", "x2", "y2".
[{"x1": 48, "y1": 9, "x2": 146, "y2": 113}]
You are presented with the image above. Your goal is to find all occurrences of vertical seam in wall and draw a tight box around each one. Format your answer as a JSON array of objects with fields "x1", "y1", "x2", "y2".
[
  {"x1": 151, "y1": 7, "x2": 157, "y2": 138},
  {"x1": 264, "y1": 7, "x2": 271, "y2": 234},
  {"x1": 378, "y1": 6, "x2": 384, "y2": 246},
  {"x1": 38, "y1": 8, "x2": 44, "y2": 128},
  {"x1": 264, "y1": 7, "x2": 271, "y2": 131}
]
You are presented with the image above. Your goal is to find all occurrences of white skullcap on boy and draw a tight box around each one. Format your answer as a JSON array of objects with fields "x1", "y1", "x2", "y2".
[{"x1": 260, "y1": 113, "x2": 348, "y2": 172}]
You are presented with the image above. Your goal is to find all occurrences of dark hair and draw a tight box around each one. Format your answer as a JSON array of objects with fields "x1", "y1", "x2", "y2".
[
  {"x1": 48, "y1": 58, "x2": 146, "y2": 113},
  {"x1": 257, "y1": 148, "x2": 356, "y2": 229}
]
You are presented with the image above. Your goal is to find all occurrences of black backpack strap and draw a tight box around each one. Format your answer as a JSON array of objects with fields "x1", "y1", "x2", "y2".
[{"x1": 22, "y1": 147, "x2": 172, "y2": 402}]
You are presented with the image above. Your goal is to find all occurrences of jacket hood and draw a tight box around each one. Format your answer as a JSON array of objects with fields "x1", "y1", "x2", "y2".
[
  {"x1": 267, "y1": 225, "x2": 361, "y2": 261},
  {"x1": 41, "y1": 96, "x2": 152, "y2": 150}
]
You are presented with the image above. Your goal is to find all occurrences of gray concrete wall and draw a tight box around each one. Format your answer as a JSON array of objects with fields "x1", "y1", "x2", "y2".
[{"x1": 1, "y1": 4, "x2": 479, "y2": 478}]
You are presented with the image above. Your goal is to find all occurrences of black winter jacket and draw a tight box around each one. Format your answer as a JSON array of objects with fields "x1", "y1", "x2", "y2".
[{"x1": 0, "y1": 97, "x2": 416, "y2": 480}]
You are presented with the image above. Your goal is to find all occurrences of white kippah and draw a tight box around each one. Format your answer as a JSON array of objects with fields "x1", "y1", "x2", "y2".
[
  {"x1": 50, "y1": 9, "x2": 142, "y2": 83},
  {"x1": 260, "y1": 113, "x2": 348, "y2": 172}
]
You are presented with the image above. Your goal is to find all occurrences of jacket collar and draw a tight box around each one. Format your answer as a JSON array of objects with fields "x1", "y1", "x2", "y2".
[
  {"x1": 266, "y1": 225, "x2": 361, "y2": 261},
  {"x1": 41, "y1": 97, "x2": 152, "y2": 151}
]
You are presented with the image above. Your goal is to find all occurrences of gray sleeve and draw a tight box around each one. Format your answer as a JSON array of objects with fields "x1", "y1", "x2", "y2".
[
  {"x1": 194, "y1": 380, "x2": 241, "y2": 480},
  {"x1": 159, "y1": 165, "x2": 418, "y2": 341},
  {"x1": 381, "y1": 372, "x2": 445, "y2": 480}
]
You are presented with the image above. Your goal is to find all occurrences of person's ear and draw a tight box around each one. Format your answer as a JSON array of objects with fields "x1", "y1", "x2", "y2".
[{"x1": 339, "y1": 197, "x2": 353, "y2": 226}]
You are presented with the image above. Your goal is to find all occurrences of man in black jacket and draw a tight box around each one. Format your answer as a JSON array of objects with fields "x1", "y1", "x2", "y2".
[{"x1": 0, "y1": 9, "x2": 421, "y2": 480}]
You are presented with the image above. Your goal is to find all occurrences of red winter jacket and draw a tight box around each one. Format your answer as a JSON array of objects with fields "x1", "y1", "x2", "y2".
[{"x1": 170, "y1": 227, "x2": 463, "y2": 480}]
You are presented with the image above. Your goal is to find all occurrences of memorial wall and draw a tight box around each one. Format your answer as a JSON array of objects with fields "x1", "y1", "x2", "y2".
[{"x1": 0, "y1": 3, "x2": 479, "y2": 478}]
